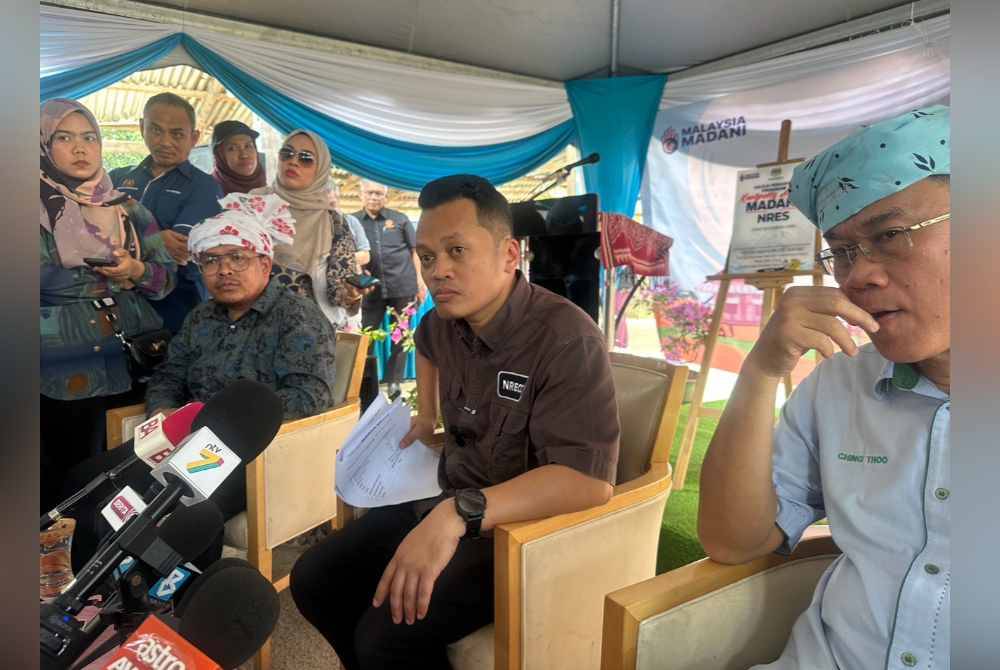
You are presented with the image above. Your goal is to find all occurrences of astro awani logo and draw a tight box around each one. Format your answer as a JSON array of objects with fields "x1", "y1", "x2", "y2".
[{"x1": 186, "y1": 448, "x2": 224, "y2": 473}]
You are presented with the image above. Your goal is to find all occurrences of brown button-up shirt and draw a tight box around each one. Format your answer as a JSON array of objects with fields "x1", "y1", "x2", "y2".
[{"x1": 415, "y1": 272, "x2": 620, "y2": 491}]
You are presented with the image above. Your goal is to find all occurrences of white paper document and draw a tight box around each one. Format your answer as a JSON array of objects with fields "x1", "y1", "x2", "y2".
[{"x1": 335, "y1": 394, "x2": 442, "y2": 507}]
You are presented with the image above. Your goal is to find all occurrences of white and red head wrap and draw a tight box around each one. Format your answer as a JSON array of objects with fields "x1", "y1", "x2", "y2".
[{"x1": 188, "y1": 193, "x2": 296, "y2": 259}]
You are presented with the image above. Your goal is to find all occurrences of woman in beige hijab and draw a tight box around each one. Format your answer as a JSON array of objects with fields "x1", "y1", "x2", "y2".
[{"x1": 252, "y1": 129, "x2": 361, "y2": 326}]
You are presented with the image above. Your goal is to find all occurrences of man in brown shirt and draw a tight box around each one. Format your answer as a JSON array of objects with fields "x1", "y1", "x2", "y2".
[{"x1": 291, "y1": 174, "x2": 620, "y2": 670}]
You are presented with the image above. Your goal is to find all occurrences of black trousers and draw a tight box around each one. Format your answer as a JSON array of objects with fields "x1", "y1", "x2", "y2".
[
  {"x1": 290, "y1": 502, "x2": 494, "y2": 670},
  {"x1": 362, "y1": 295, "x2": 414, "y2": 385}
]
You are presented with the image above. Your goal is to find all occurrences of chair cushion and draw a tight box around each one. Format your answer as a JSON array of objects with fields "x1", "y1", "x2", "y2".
[
  {"x1": 223, "y1": 512, "x2": 249, "y2": 550},
  {"x1": 635, "y1": 555, "x2": 838, "y2": 670},
  {"x1": 611, "y1": 362, "x2": 670, "y2": 483},
  {"x1": 447, "y1": 624, "x2": 494, "y2": 670}
]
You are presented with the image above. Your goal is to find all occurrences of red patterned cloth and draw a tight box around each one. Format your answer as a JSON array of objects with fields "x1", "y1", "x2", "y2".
[{"x1": 599, "y1": 213, "x2": 673, "y2": 277}]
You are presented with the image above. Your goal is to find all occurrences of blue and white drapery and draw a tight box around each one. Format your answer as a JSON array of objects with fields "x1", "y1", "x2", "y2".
[
  {"x1": 40, "y1": 5, "x2": 666, "y2": 218},
  {"x1": 40, "y1": 6, "x2": 576, "y2": 191}
]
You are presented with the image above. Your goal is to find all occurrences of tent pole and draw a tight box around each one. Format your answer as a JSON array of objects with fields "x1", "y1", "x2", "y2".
[{"x1": 610, "y1": 0, "x2": 621, "y2": 75}]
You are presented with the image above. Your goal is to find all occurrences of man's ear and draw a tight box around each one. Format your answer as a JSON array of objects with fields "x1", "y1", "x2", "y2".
[
  {"x1": 504, "y1": 236, "x2": 521, "y2": 273},
  {"x1": 191, "y1": 129, "x2": 201, "y2": 145}
]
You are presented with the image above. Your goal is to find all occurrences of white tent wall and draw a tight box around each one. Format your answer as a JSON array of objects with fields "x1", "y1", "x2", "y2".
[{"x1": 641, "y1": 16, "x2": 950, "y2": 291}]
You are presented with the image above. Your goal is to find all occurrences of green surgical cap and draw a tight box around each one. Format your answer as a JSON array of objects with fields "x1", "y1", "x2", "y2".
[{"x1": 790, "y1": 105, "x2": 950, "y2": 233}]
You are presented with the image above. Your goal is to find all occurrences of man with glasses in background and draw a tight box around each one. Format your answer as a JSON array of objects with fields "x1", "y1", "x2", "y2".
[
  {"x1": 698, "y1": 106, "x2": 950, "y2": 670},
  {"x1": 354, "y1": 180, "x2": 427, "y2": 398}
]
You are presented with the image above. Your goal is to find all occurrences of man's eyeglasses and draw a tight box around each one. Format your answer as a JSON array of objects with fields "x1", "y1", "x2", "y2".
[
  {"x1": 816, "y1": 212, "x2": 949, "y2": 278},
  {"x1": 278, "y1": 147, "x2": 316, "y2": 166},
  {"x1": 195, "y1": 251, "x2": 260, "y2": 275}
]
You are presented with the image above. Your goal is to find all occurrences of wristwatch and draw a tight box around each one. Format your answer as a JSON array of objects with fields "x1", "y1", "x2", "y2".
[{"x1": 454, "y1": 489, "x2": 487, "y2": 539}]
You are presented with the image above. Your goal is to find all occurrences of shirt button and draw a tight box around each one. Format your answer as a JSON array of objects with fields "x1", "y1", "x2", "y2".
[
  {"x1": 229, "y1": 324, "x2": 236, "y2": 331},
  {"x1": 89, "y1": 319, "x2": 97, "y2": 325},
  {"x1": 93, "y1": 345, "x2": 101, "y2": 352},
  {"x1": 901, "y1": 652, "x2": 918, "y2": 667},
  {"x1": 924, "y1": 563, "x2": 941, "y2": 575},
  {"x1": 934, "y1": 487, "x2": 950, "y2": 500}
]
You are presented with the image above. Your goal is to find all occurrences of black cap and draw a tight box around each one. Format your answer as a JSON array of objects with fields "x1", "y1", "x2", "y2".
[{"x1": 211, "y1": 120, "x2": 259, "y2": 147}]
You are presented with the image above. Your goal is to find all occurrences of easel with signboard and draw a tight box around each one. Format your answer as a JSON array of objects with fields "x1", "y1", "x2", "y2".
[{"x1": 672, "y1": 120, "x2": 825, "y2": 490}]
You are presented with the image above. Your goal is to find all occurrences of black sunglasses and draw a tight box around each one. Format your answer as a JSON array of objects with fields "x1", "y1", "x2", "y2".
[{"x1": 278, "y1": 147, "x2": 316, "y2": 165}]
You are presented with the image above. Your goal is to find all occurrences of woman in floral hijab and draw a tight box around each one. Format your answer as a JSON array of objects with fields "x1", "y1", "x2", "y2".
[{"x1": 39, "y1": 98, "x2": 177, "y2": 512}]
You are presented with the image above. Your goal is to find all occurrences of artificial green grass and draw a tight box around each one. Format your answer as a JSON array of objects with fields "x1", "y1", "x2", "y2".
[{"x1": 656, "y1": 399, "x2": 728, "y2": 574}]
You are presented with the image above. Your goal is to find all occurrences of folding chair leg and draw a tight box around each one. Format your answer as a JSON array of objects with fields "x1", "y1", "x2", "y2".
[
  {"x1": 334, "y1": 498, "x2": 354, "y2": 530},
  {"x1": 254, "y1": 637, "x2": 272, "y2": 670}
]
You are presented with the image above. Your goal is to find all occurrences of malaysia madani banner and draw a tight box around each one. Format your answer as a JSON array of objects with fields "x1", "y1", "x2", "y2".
[{"x1": 640, "y1": 28, "x2": 950, "y2": 293}]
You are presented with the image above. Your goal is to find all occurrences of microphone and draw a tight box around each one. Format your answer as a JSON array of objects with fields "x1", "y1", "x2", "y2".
[
  {"x1": 175, "y1": 558, "x2": 281, "y2": 669},
  {"x1": 560, "y1": 152, "x2": 601, "y2": 173},
  {"x1": 524, "y1": 153, "x2": 601, "y2": 202},
  {"x1": 50, "y1": 381, "x2": 282, "y2": 618},
  {"x1": 40, "y1": 502, "x2": 224, "y2": 670},
  {"x1": 40, "y1": 403, "x2": 205, "y2": 531},
  {"x1": 95, "y1": 613, "x2": 222, "y2": 670},
  {"x1": 115, "y1": 501, "x2": 225, "y2": 608},
  {"x1": 135, "y1": 402, "x2": 205, "y2": 468}
]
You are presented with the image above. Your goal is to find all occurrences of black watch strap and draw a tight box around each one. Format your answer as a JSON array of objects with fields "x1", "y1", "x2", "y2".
[{"x1": 454, "y1": 489, "x2": 487, "y2": 538}]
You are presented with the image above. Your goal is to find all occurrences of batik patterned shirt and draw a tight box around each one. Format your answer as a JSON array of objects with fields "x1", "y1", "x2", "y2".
[{"x1": 145, "y1": 279, "x2": 337, "y2": 420}]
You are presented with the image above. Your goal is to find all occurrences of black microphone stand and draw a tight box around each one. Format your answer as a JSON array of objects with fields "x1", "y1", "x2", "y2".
[
  {"x1": 523, "y1": 167, "x2": 573, "y2": 203},
  {"x1": 40, "y1": 454, "x2": 137, "y2": 531}
]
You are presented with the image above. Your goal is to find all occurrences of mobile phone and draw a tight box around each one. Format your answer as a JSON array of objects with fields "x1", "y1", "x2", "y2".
[
  {"x1": 83, "y1": 257, "x2": 117, "y2": 268},
  {"x1": 346, "y1": 274, "x2": 381, "y2": 289}
]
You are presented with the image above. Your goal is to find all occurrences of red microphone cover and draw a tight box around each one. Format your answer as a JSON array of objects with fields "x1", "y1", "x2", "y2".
[{"x1": 162, "y1": 402, "x2": 205, "y2": 445}]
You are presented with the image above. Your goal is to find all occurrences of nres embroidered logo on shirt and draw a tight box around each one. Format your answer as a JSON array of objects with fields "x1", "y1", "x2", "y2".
[
  {"x1": 838, "y1": 452, "x2": 889, "y2": 465},
  {"x1": 497, "y1": 372, "x2": 529, "y2": 402}
]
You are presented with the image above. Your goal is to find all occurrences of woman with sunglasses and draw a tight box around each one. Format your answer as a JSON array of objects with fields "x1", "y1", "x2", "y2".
[
  {"x1": 251, "y1": 129, "x2": 363, "y2": 327},
  {"x1": 39, "y1": 99, "x2": 177, "y2": 511}
]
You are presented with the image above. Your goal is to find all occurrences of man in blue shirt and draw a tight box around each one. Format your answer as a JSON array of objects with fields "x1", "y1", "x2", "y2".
[
  {"x1": 110, "y1": 93, "x2": 222, "y2": 333},
  {"x1": 699, "y1": 106, "x2": 950, "y2": 669}
]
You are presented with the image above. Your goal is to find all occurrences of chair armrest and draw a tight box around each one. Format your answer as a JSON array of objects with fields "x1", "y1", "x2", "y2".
[
  {"x1": 601, "y1": 529, "x2": 838, "y2": 670},
  {"x1": 106, "y1": 403, "x2": 147, "y2": 450},
  {"x1": 494, "y1": 463, "x2": 672, "y2": 670},
  {"x1": 246, "y1": 400, "x2": 361, "y2": 551},
  {"x1": 495, "y1": 463, "x2": 670, "y2": 546}
]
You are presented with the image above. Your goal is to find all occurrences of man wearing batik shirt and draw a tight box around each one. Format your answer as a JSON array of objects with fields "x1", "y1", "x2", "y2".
[
  {"x1": 146, "y1": 193, "x2": 337, "y2": 420},
  {"x1": 699, "y1": 106, "x2": 951, "y2": 669},
  {"x1": 65, "y1": 193, "x2": 338, "y2": 572}
]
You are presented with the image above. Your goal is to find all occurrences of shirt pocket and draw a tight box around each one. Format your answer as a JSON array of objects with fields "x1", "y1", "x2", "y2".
[
  {"x1": 489, "y1": 400, "x2": 530, "y2": 483},
  {"x1": 152, "y1": 188, "x2": 183, "y2": 229}
]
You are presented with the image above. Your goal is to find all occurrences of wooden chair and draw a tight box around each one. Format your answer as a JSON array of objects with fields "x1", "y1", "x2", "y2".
[
  {"x1": 446, "y1": 353, "x2": 689, "y2": 670},
  {"x1": 600, "y1": 528, "x2": 840, "y2": 670},
  {"x1": 104, "y1": 332, "x2": 369, "y2": 670}
]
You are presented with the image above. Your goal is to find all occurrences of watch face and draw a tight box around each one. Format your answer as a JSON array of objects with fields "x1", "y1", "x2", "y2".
[{"x1": 457, "y1": 490, "x2": 485, "y2": 516}]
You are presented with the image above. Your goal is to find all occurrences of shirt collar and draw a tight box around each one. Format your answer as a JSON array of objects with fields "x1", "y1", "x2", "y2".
[
  {"x1": 210, "y1": 278, "x2": 283, "y2": 321},
  {"x1": 874, "y1": 357, "x2": 949, "y2": 401},
  {"x1": 451, "y1": 271, "x2": 529, "y2": 353},
  {"x1": 137, "y1": 155, "x2": 194, "y2": 180}
]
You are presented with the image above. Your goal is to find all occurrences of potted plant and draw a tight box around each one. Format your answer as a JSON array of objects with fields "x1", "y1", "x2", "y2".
[
  {"x1": 641, "y1": 280, "x2": 713, "y2": 401},
  {"x1": 361, "y1": 302, "x2": 420, "y2": 410}
]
